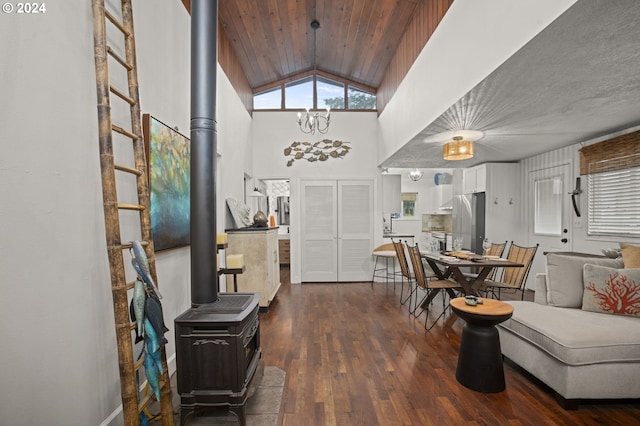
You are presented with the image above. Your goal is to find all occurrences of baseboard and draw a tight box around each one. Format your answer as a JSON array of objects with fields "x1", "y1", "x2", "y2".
[{"x1": 99, "y1": 352, "x2": 177, "y2": 426}]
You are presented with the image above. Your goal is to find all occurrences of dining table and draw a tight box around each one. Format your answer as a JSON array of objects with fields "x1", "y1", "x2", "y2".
[{"x1": 420, "y1": 251, "x2": 524, "y2": 297}]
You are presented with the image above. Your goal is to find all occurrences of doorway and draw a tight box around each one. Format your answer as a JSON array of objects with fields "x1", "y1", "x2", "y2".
[{"x1": 527, "y1": 163, "x2": 572, "y2": 288}]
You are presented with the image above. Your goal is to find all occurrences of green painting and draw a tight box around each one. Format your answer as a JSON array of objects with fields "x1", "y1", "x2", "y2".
[{"x1": 146, "y1": 115, "x2": 190, "y2": 251}]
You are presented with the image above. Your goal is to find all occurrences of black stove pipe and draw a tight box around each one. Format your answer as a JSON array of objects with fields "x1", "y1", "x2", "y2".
[{"x1": 190, "y1": 0, "x2": 218, "y2": 305}]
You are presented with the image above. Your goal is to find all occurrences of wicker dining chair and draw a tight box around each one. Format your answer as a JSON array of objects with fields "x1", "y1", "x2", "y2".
[
  {"x1": 463, "y1": 240, "x2": 508, "y2": 281},
  {"x1": 392, "y1": 240, "x2": 415, "y2": 306},
  {"x1": 483, "y1": 240, "x2": 508, "y2": 280},
  {"x1": 406, "y1": 243, "x2": 461, "y2": 330},
  {"x1": 481, "y1": 242, "x2": 539, "y2": 300}
]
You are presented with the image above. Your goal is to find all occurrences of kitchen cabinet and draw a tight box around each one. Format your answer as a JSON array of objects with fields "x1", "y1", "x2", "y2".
[
  {"x1": 227, "y1": 227, "x2": 281, "y2": 308},
  {"x1": 463, "y1": 164, "x2": 486, "y2": 194},
  {"x1": 382, "y1": 174, "x2": 401, "y2": 213}
]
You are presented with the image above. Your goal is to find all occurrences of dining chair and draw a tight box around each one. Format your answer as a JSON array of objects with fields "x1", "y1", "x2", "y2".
[
  {"x1": 481, "y1": 242, "x2": 539, "y2": 300},
  {"x1": 483, "y1": 240, "x2": 509, "y2": 279},
  {"x1": 463, "y1": 240, "x2": 508, "y2": 281},
  {"x1": 392, "y1": 240, "x2": 415, "y2": 305},
  {"x1": 406, "y1": 243, "x2": 461, "y2": 330}
]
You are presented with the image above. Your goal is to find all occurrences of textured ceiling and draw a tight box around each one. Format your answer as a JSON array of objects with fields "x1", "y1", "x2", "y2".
[{"x1": 381, "y1": 0, "x2": 640, "y2": 169}]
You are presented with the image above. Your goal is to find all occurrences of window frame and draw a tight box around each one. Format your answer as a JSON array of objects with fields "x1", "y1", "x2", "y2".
[{"x1": 252, "y1": 71, "x2": 376, "y2": 112}]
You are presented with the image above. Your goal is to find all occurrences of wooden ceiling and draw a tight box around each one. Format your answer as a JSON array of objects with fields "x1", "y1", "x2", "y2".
[{"x1": 181, "y1": 0, "x2": 448, "y2": 93}]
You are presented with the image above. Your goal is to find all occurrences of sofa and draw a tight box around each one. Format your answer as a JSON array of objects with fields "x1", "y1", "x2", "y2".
[{"x1": 496, "y1": 251, "x2": 640, "y2": 409}]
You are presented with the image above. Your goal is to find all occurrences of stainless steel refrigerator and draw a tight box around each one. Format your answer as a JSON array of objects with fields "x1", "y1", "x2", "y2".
[{"x1": 452, "y1": 192, "x2": 485, "y2": 254}]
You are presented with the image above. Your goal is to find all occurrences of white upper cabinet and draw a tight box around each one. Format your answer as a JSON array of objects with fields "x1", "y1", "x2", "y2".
[{"x1": 463, "y1": 164, "x2": 486, "y2": 194}]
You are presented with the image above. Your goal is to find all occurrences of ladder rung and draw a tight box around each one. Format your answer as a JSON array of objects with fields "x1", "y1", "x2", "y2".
[
  {"x1": 110, "y1": 85, "x2": 136, "y2": 105},
  {"x1": 118, "y1": 203, "x2": 145, "y2": 211},
  {"x1": 125, "y1": 279, "x2": 136, "y2": 291},
  {"x1": 114, "y1": 164, "x2": 143, "y2": 176},
  {"x1": 120, "y1": 241, "x2": 151, "y2": 251},
  {"x1": 134, "y1": 356, "x2": 144, "y2": 372},
  {"x1": 112, "y1": 124, "x2": 138, "y2": 140},
  {"x1": 105, "y1": 9, "x2": 131, "y2": 37},
  {"x1": 107, "y1": 46, "x2": 133, "y2": 71},
  {"x1": 130, "y1": 321, "x2": 136, "y2": 331},
  {"x1": 138, "y1": 393, "x2": 153, "y2": 411}
]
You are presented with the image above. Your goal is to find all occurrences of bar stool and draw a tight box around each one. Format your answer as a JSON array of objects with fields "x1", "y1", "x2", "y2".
[{"x1": 372, "y1": 243, "x2": 397, "y2": 287}]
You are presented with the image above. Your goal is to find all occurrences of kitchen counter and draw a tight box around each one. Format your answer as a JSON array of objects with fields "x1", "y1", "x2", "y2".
[{"x1": 383, "y1": 233, "x2": 414, "y2": 239}]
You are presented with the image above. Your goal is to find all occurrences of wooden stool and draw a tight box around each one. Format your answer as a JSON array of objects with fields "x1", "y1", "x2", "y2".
[
  {"x1": 372, "y1": 243, "x2": 397, "y2": 285},
  {"x1": 450, "y1": 297, "x2": 514, "y2": 393}
]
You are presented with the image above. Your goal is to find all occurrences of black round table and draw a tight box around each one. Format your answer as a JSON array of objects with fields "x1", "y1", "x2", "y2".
[{"x1": 450, "y1": 297, "x2": 514, "y2": 393}]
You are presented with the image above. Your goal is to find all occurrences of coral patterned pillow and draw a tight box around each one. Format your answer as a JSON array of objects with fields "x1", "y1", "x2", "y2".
[{"x1": 582, "y1": 264, "x2": 640, "y2": 317}]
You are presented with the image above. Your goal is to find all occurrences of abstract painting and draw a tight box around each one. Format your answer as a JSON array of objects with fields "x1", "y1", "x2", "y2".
[{"x1": 143, "y1": 114, "x2": 190, "y2": 251}]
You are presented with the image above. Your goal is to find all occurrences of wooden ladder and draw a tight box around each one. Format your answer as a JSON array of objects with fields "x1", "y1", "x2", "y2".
[{"x1": 91, "y1": 0, "x2": 174, "y2": 424}]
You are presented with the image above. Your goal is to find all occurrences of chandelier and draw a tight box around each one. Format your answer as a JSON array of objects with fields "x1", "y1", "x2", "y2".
[
  {"x1": 443, "y1": 136, "x2": 474, "y2": 160},
  {"x1": 408, "y1": 168, "x2": 424, "y2": 181},
  {"x1": 296, "y1": 19, "x2": 331, "y2": 135},
  {"x1": 297, "y1": 107, "x2": 331, "y2": 135}
]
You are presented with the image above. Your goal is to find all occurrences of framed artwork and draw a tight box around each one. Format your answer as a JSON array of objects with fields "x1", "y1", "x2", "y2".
[{"x1": 143, "y1": 114, "x2": 190, "y2": 251}]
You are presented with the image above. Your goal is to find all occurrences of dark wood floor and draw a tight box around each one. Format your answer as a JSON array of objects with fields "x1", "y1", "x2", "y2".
[{"x1": 259, "y1": 267, "x2": 640, "y2": 426}]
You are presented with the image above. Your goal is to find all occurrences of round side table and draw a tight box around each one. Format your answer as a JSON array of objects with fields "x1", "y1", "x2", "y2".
[{"x1": 450, "y1": 297, "x2": 514, "y2": 393}]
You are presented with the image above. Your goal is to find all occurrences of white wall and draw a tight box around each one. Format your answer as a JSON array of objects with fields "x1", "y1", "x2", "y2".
[
  {"x1": 0, "y1": 1, "x2": 253, "y2": 424},
  {"x1": 252, "y1": 111, "x2": 379, "y2": 283},
  {"x1": 377, "y1": 0, "x2": 576, "y2": 164}
]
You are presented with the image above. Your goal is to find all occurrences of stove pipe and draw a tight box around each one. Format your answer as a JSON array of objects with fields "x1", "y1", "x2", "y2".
[{"x1": 190, "y1": 0, "x2": 218, "y2": 305}]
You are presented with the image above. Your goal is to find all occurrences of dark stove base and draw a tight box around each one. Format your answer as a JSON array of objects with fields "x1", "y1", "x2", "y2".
[{"x1": 179, "y1": 349, "x2": 262, "y2": 425}]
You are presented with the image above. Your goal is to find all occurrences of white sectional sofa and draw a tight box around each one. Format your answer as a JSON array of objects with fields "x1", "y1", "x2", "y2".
[{"x1": 496, "y1": 252, "x2": 640, "y2": 409}]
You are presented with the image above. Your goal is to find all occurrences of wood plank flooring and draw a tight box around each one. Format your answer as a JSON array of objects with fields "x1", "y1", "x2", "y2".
[{"x1": 259, "y1": 267, "x2": 640, "y2": 426}]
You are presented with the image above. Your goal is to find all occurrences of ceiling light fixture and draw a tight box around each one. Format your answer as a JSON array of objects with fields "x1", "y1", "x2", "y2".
[
  {"x1": 297, "y1": 19, "x2": 330, "y2": 135},
  {"x1": 443, "y1": 136, "x2": 474, "y2": 160},
  {"x1": 408, "y1": 168, "x2": 424, "y2": 181}
]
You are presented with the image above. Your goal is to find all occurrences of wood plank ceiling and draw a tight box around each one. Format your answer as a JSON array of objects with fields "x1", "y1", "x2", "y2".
[{"x1": 181, "y1": 0, "x2": 451, "y2": 100}]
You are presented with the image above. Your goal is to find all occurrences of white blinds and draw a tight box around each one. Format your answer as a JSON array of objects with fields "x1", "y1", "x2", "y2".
[{"x1": 587, "y1": 166, "x2": 640, "y2": 236}]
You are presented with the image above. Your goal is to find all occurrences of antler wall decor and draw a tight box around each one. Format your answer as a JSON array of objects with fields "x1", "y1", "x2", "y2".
[{"x1": 284, "y1": 139, "x2": 351, "y2": 166}]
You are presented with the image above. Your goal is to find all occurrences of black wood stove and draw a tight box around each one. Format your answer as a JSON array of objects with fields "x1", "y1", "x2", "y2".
[
  {"x1": 174, "y1": 1, "x2": 261, "y2": 424},
  {"x1": 175, "y1": 293, "x2": 261, "y2": 425}
]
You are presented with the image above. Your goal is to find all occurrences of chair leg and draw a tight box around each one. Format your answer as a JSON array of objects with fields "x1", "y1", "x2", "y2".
[
  {"x1": 400, "y1": 278, "x2": 415, "y2": 305},
  {"x1": 424, "y1": 289, "x2": 456, "y2": 330},
  {"x1": 371, "y1": 256, "x2": 379, "y2": 286}
]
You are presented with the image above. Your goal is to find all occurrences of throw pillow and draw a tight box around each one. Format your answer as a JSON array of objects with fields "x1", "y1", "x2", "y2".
[
  {"x1": 620, "y1": 243, "x2": 640, "y2": 268},
  {"x1": 545, "y1": 253, "x2": 624, "y2": 308},
  {"x1": 582, "y1": 264, "x2": 640, "y2": 318}
]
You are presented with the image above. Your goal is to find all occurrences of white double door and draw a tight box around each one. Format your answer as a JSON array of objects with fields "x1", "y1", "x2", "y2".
[{"x1": 301, "y1": 180, "x2": 373, "y2": 282}]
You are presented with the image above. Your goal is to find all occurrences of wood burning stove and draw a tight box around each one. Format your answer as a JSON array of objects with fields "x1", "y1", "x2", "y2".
[
  {"x1": 175, "y1": 1, "x2": 261, "y2": 425},
  {"x1": 175, "y1": 293, "x2": 261, "y2": 425}
]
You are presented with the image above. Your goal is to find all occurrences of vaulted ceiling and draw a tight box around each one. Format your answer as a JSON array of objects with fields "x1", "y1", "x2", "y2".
[
  {"x1": 181, "y1": 0, "x2": 450, "y2": 93},
  {"x1": 180, "y1": 1, "x2": 640, "y2": 169}
]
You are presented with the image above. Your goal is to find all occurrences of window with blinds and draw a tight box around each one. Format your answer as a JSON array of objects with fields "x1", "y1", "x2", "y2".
[
  {"x1": 587, "y1": 165, "x2": 640, "y2": 237},
  {"x1": 580, "y1": 130, "x2": 640, "y2": 237}
]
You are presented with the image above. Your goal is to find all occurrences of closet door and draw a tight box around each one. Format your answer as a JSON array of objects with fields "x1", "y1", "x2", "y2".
[
  {"x1": 338, "y1": 180, "x2": 374, "y2": 281},
  {"x1": 301, "y1": 180, "x2": 338, "y2": 282}
]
